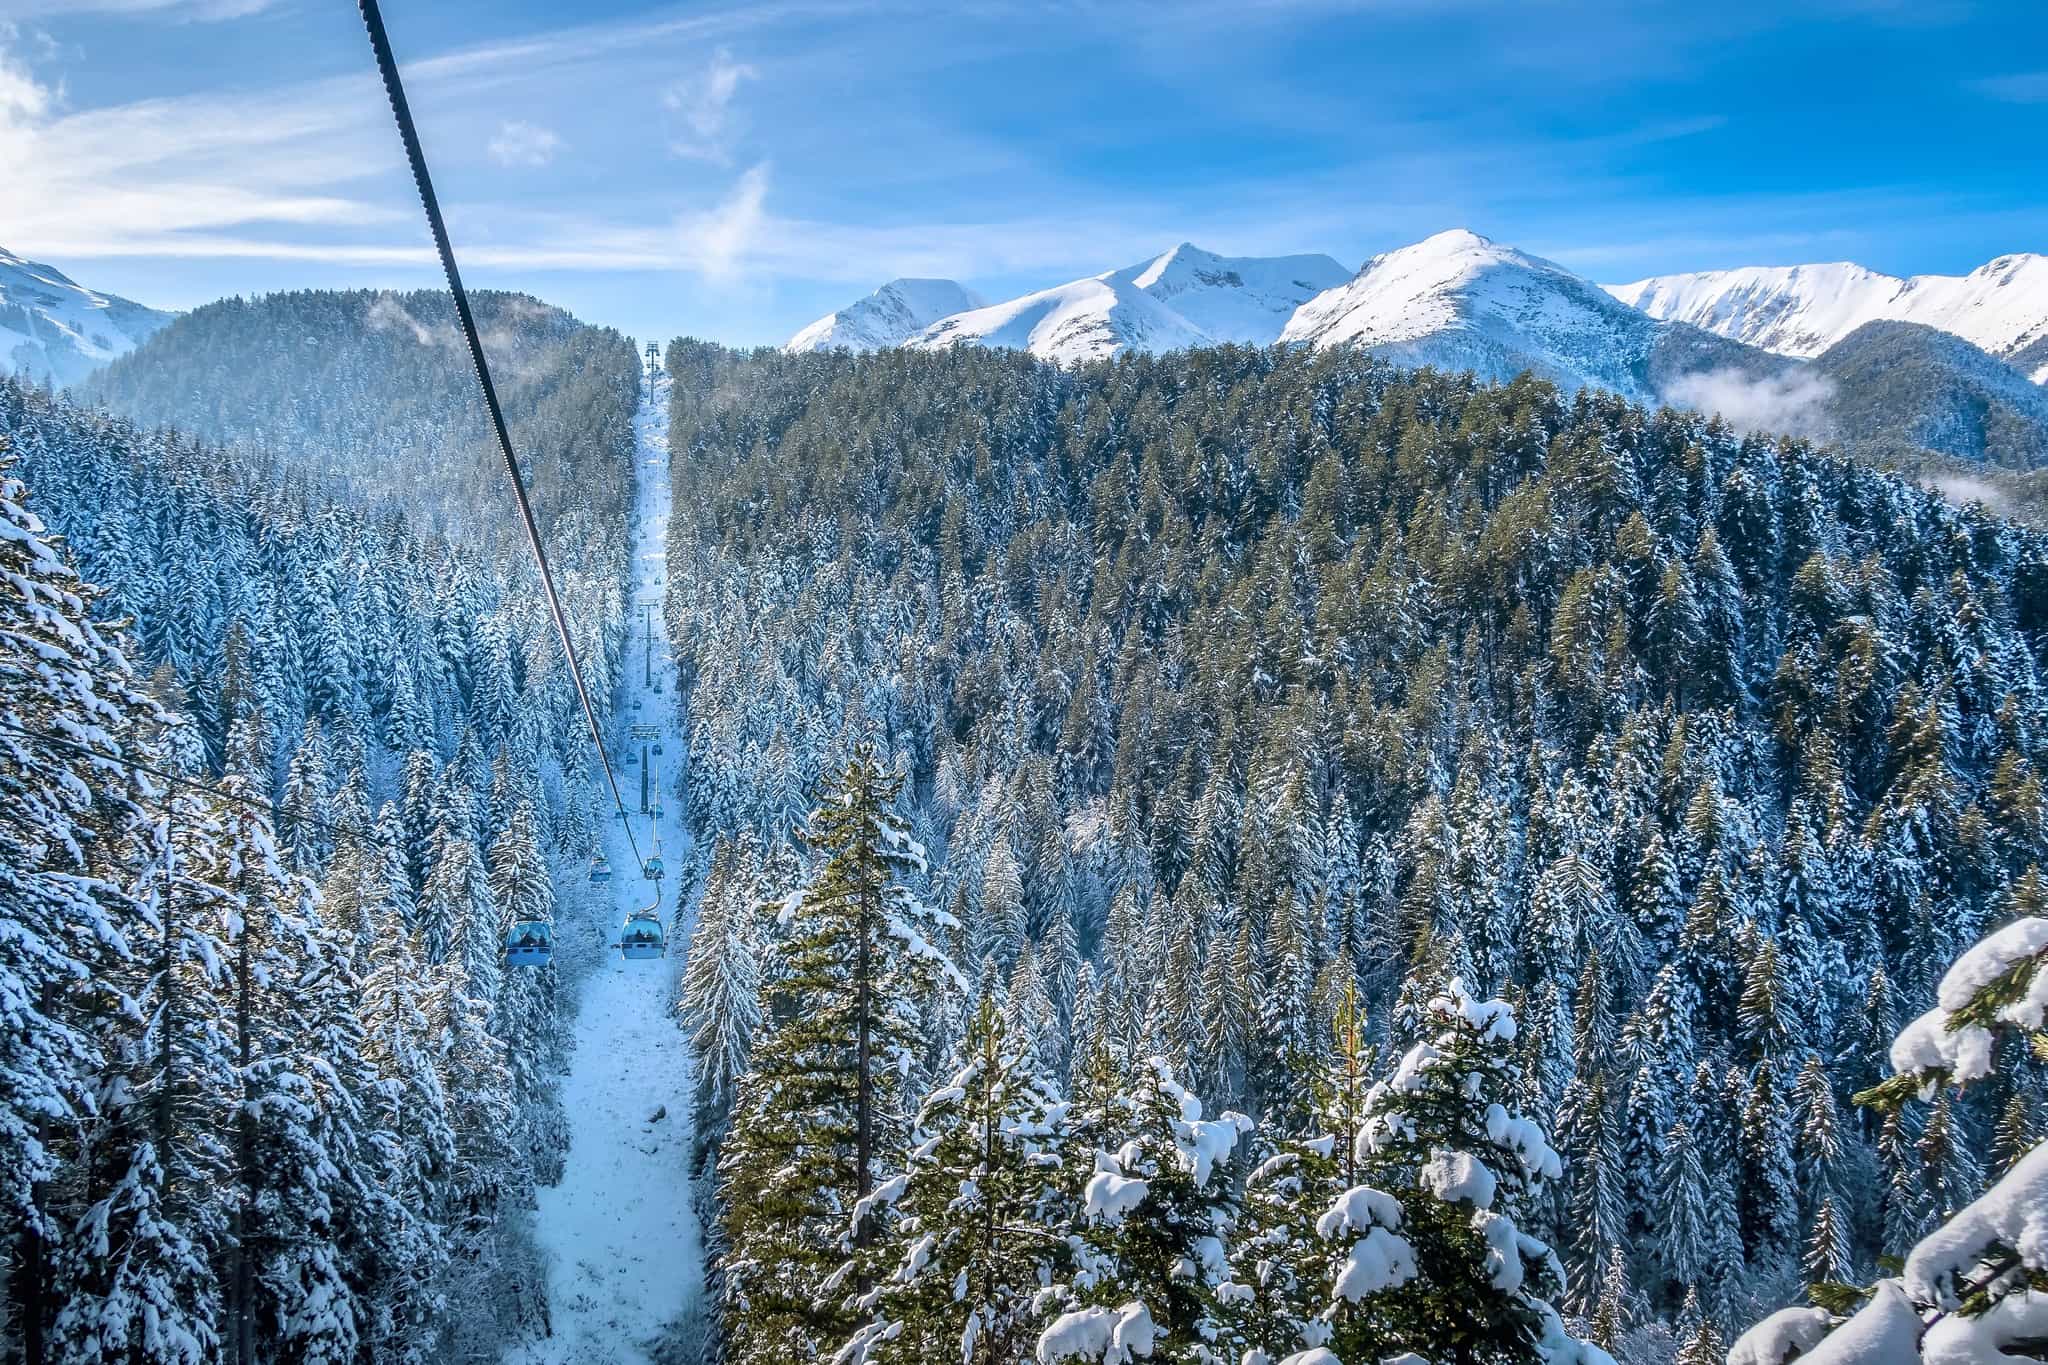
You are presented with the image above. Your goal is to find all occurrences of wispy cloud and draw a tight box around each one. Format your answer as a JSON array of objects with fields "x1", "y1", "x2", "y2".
[
  {"x1": 0, "y1": 0, "x2": 275, "y2": 18},
  {"x1": 1925, "y1": 473, "x2": 2010, "y2": 511},
  {"x1": 692, "y1": 161, "x2": 770, "y2": 276},
  {"x1": 662, "y1": 47, "x2": 756, "y2": 163},
  {"x1": 1972, "y1": 71, "x2": 2048, "y2": 104},
  {"x1": 0, "y1": 42, "x2": 403, "y2": 258},
  {"x1": 488, "y1": 120, "x2": 560, "y2": 168},
  {"x1": 0, "y1": 36, "x2": 52, "y2": 127}
]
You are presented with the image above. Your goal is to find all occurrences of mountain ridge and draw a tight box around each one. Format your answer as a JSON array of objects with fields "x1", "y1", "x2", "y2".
[
  {"x1": 786, "y1": 278, "x2": 985, "y2": 353},
  {"x1": 1610, "y1": 252, "x2": 2048, "y2": 382},
  {"x1": 794, "y1": 243, "x2": 1349, "y2": 366},
  {"x1": 0, "y1": 247, "x2": 174, "y2": 388}
]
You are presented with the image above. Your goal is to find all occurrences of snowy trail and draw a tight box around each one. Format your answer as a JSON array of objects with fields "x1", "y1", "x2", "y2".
[{"x1": 513, "y1": 365, "x2": 702, "y2": 1364}]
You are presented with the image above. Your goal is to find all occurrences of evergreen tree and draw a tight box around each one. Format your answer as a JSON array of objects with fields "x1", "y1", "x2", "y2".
[
  {"x1": 1355, "y1": 981, "x2": 1588, "y2": 1365},
  {"x1": 837, "y1": 996, "x2": 1070, "y2": 1364},
  {"x1": 1037, "y1": 1056, "x2": 1251, "y2": 1362},
  {"x1": 717, "y1": 748, "x2": 959, "y2": 1360},
  {"x1": 679, "y1": 836, "x2": 763, "y2": 1159}
]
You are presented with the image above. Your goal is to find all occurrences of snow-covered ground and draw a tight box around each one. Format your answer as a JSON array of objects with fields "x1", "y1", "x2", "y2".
[{"x1": 512, "y1": 364, "x2": 703, "y2": 1364}]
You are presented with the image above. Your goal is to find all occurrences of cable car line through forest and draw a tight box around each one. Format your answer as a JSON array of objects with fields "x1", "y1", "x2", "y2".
[
  {"x1": 355, "y1": 0, "x2": 649, "y2": 906},
  {"x1": 358, "y1": 0, "x2": 683, "y2": 966}
]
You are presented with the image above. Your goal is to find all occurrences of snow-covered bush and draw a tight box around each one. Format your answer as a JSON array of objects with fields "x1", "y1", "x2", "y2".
[{"x1": 1734, "y1": 916, "x2": 2048, "y2": 1365}]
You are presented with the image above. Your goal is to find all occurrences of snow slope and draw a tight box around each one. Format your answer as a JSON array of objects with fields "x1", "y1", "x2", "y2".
[
  {"x1": 911, "y1": 270, "x2": 1212, "y2": 365},
  {"x1": 511, "y1": 364, "x2": 703, "y2": 1364},
  {"x1": 786, "y1": 278, "x2": 983, "y2": 353},
  {"x1": 1610, "y1": 253, "x2": 2048, "y2": 383},
  {"x1": 1120, "y1": 243, "x2": 1349, "y2": 344},
  {"x1": 1279, "y1": 228, "x2": 1762, "y2": 402},
  {"x1": 0, "y1": 247, "x2": 171, "y2": 387}
]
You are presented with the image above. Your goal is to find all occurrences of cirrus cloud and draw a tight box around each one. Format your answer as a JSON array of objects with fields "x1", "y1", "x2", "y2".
[
  {"x1": 488, "y1": 119, "x2": 560, "y2": 168},
  {"x1": 661, "y1": 46, "x2": 755, "y2": 164}
]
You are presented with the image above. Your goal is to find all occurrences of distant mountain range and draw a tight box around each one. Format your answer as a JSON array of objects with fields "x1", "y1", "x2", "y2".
[
  {"x1": 790, "y1": 232, "x2": 2048, "y2": 468},
  {"x1": 1611, "y1": 255, "x2": 2048, "y2": 384},
  {"x1": 1274, "y1": 229, "x2": 1781, "y2": 405},
  {"x1": 795, "y1": 244, "x2": 1350, "y2": 365},
  {"x1": 1, "y1": 248, "x2": 173, "y2": 388},
  {"x1": 786, "y1": 278, "x2": 985, "y2": 353},
  {"x1": 11, "y1": 232, "x2": 2048, "y2": 475}
]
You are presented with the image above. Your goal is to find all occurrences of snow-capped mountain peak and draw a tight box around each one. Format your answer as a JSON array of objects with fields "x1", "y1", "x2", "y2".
[
  {"x1": 785, "y1": 278, "x2": 984, "y2": 353},
  {"x1": 1278, "y1": 227, "x2": 1699, "y2": 400},
  {"x1": 1, "y1": 247, "x2": 174, "y2": 387},
  {"x1": 1114, "y1": 242, "x2": 1350, "y2": 344},
  {"x1": 909, "y1": 270, "x2": 1211, "y2": 366},
  {"x1": 792, "y1": 244, "x2": 1351, "y2": 365},
  {"x1": 1609, "y1": 253, "x2": 2048, "y2": 384}
]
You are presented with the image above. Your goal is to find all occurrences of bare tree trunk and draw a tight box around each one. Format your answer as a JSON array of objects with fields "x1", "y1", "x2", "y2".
[
  {"x1": 855, "y1": 875, "x2": 874, "y2": 1229},
  {"x1": 15, "y1": 1124, "x2": 49, "y2": 1365},
  {"x1": 232, "y1": 902, "x2": 255, "y2": 1365}
]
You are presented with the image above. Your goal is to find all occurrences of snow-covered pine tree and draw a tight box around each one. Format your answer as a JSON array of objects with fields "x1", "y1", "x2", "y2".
[
  {"x1": 1036, "y1": 1056, "x2": 1252, "y2": 1363},
  {"x1": 49, "y1": 798, "x2": 235, "y2": 1365},
  {"x1": 680, "y1": 833, "x2": 764, "y2": 1162},
  {"x1": 354, "y1": 874, "x2": 455, "y2": 1362},
  {"x1": 836, "y1": 993, "x2": 1071, "y2": 1364},
  {"x1": 1733, "y1": 905, "x2": 2048, "y2": 1365},
  {"x1": 1354, "y1": 979, "x2": 1608, "y2": 1365},
  {"x1": 488, "y1": 800, "x2": 568, "y2": 1184},
  {"x1": 1227, "y1": 982, "x2": 1417, "y2": 1364},
  {"x1": 201, "y1": 781, "x2": 363, "y2": 1363},
  {"x1": 0, "y1": 449, "x2": 164, "y2": 1358},
  {"x1": 716, "y1": 747, "x2": 959, "y2": 1362}
]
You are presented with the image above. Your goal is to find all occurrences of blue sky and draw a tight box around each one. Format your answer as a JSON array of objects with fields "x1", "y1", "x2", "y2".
[{"x1": 2, "y1": 0, "x2": 2045, "y2": 347}]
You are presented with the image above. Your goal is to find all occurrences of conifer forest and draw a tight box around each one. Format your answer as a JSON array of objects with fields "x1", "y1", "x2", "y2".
[{"x1": 2, "y1": 314, "x2": 2046, "y2": 1365}]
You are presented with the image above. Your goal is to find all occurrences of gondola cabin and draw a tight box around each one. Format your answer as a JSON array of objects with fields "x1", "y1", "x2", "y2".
[
  {"x1": 652, "y1": 740, "x2": 664, "y2": 756},
  {"x1": 620, "y1": 913, "x2": 665, "y2": 960},
  {"x1": 504, "y1": 920, "x2": 554, "y2": 967},
  {"x1": 626, "y1": 750, "x2": 639, "y2": 766},
  {"x1": 589, "y1": 856, "x2": 611, "y2": 884},
  {"x1": 644, "y1": 855, "x2": 665, "y2": 881}
]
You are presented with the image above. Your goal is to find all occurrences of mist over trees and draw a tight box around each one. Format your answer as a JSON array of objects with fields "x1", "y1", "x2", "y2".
[{"x1": 76, "y1": 288, "x2": 638, "y2": 560}]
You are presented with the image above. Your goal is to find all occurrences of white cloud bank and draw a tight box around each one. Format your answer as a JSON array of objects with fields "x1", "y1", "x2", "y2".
[{"x1": 1660, "y1": 366, "x2": 1838, "y2": 441}]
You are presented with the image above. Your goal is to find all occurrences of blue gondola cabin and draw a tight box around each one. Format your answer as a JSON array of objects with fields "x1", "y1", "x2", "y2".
[
  {"x1": 620, "y1": 914, "x2": 665, "y2": 959},
  {"x1": 504, "y1": 920, "x2": 553, "y2": 967}
]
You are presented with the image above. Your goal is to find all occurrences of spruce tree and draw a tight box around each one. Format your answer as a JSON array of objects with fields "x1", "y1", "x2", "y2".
[
  {"x1": 717, "y1": 748, "x2": 959, "y2": 1360},
  {"x1": 837, "y1": 995, "x2": 1071, "y2": 1364},
  {"x1": 1037, "y1": 1056, "x2": 1251, "y2": 1362},
  {"x1": 0, "y1": 454, "x2": 163, "y2": 1356},
  {"x1": 1356, "y1": 981, "x2": 1583, "y2": 1365},
  {"x1": 679, "y1": 835, "x2": 763, "y2": 1159}
]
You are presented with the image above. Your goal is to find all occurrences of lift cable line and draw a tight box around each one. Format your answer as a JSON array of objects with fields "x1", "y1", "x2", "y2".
[{"x1": 357, "y1": 0, "x2": 647, "y2": 882}]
